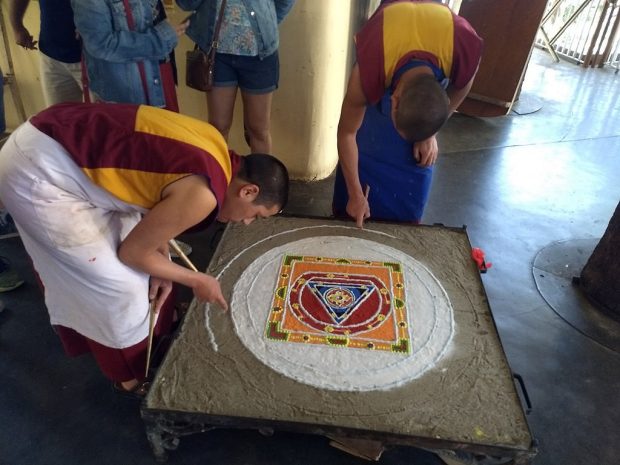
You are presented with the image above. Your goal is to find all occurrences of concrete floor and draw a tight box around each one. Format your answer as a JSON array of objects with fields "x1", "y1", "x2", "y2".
[{"x1": 1, "y1": 49, "x2": 619, "y2": 464}]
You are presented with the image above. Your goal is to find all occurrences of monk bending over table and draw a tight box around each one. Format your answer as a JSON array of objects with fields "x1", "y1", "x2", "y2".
[{"x1": 0, "y1": 103, "x2": 289, "y2": 396}]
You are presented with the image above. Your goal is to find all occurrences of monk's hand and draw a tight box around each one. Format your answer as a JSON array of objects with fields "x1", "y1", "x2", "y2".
[
  {"x1": 413, "y1": 135, "x2": 438, "y2": 167},
  {"x1": 149, "y1": 277, "x2": 173, "y2": 313},
  {"x1": 346, "y1": 192, "x2": 370, "y2": 229},
  {"x1": 193, "y1": 273, "x2": 228, "y2": 311}
]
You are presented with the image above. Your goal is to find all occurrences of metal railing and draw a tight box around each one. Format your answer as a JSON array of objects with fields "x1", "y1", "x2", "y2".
[
  {"x1": 537, "y1": 0, "x2": 620, "y2": 70},
  {"x1": 609, "y1": 27, "x2": 620, "y2": 70}
]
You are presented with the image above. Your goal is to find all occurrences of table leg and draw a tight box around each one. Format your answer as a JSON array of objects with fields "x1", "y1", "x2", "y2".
[{"x1": 143, "y1": 417, "x2": 181, "y2": 463}]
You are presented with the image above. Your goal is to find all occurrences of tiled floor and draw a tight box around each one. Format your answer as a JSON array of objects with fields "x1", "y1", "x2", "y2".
[{"x1": 1, "y1": 49, "x2": 619, "y2": 464}]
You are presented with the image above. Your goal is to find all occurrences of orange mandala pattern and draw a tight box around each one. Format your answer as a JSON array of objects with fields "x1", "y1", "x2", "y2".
[{"x1": 266, "y1": 255, "x2": 410, "y2": 354}]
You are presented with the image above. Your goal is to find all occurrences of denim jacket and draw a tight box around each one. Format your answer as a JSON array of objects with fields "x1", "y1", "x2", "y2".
[
  {"x1": 176, "y1": 0, "x2": 295, "y2": 59},
  {"x1": 72, "y1": 0, "x2": 178, "y2": 107}
]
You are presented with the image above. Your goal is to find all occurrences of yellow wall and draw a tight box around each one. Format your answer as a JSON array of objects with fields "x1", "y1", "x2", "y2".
[
  {"x1": 1, "y1": 0, "x2": 354, "y2": 180},
  {"x1": 1, "y1": 3, "x2": 41, "y2": 131}
]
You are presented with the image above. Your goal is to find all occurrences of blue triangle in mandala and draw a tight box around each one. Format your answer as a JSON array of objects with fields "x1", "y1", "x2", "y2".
[{"x1": 308, "y1": 282, "x2": 374, "y2": 324}]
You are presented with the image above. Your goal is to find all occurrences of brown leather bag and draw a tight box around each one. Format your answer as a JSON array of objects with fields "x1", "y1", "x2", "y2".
[
  {"x1": 185, "y1": 0, "x2": 227, "y2": 92},
  {"x1": 185, "y1": 45, "x2": 214, "y2": 91}
]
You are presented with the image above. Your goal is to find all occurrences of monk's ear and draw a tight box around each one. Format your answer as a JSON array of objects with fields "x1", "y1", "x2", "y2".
[
  {"x1": 391, "y1": 93, "x2": 400, "y2": 111},
  {"x1": 240, "y1": 183, "x2": 259, "y2": 201}
]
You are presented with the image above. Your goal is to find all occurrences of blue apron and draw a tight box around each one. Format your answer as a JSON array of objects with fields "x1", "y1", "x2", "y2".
[{"x1": 333, "y1": 61, "x2": 445, "y2": 223}]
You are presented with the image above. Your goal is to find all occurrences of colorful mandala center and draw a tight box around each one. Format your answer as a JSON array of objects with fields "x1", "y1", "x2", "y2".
[
  {"x1": 292, "y1": 273, "x2": 389, "y2": 333},
  {"x1": 266, "y1": 255, "x2": 410, "y2": 354},
  {"x1": 325, "y1": 287, "x2": 354, "y2": 307}
]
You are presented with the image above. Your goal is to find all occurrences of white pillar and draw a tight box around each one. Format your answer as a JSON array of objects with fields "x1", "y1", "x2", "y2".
[{"x1": 178, "y1": 0, "x2": 354, "y2": 180}]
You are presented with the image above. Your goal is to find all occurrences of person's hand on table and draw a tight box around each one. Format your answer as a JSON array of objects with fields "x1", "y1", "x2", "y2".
[
  {"x1": 346, "y1": 190, "x2": 370, "y2": 229},
  {"x1": 193, "y1": 273, "x2": 228, "y2": 310}
]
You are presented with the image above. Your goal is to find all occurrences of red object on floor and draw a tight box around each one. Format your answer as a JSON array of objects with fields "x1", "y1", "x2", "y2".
[{"x1": 471, "y1": 247, "x2": 492, "y2": 273}]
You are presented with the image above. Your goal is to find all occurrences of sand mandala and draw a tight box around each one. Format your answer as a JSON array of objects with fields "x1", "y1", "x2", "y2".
[
  {"x1": 227, "y1": 233, "x2": 454, "y2": 392},
  {"x1": 266, "y1": 255, "x2": 410, "y2": 354}
]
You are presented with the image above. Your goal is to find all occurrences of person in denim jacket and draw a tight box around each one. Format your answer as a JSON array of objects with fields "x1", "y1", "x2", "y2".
[
  {"x1": 72, "y1": 0, "x2": 189, "y2": 110},
  {"x1": 177, "y1": 0, "x2": 295, "y2": 153}
]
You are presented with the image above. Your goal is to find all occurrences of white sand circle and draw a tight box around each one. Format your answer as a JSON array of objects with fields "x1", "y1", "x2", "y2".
[{"x1": 227, "y1": 235, "x2": 454, "y2": 392}]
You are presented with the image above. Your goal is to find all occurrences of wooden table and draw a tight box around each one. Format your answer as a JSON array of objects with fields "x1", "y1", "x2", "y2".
[{"x1": 142, "y1": 217, "x2": 537, "y2": 464}]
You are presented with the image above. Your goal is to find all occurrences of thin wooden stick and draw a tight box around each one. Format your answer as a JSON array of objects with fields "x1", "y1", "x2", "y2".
[
  {"x1": 169, "y1": 239, "x2": 199, "y2": 272},
  {"x1": 145, "y1": 239, "x2": 199, "y2": 378},
  {"x1": 144, "y1": 299, "x2": 157, "y2": 378}
]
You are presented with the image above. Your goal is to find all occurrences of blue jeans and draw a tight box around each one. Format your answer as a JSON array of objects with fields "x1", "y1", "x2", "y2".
[{"x1": 0, "y1": 67, "x2": 5, "y2": 133}]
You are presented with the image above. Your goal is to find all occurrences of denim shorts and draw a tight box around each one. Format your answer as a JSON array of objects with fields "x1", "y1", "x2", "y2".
[{"x1": 213, "y1": 51, "x2": 279, "y2": 94}]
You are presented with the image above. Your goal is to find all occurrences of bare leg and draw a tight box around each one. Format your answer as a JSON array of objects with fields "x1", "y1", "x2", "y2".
[
  {"x1": 206, "y1": 86, "x2": 238, "y2": 141},
  {"x1": 118, "y1": 378, "x2": 150, "y2": 396},
  {"x1": 121, "y1": 379, "x2": 139, "y2": 390},
  {"x1": 241, "y1": 91, "x2": 273, "y2": 153}
]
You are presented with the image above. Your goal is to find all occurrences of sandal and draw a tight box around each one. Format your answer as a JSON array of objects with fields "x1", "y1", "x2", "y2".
[{"x1": 112, "y1": 380, "x2": 151, "y2": 399}]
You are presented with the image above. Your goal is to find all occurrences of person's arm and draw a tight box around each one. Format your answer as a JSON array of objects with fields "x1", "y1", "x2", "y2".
[
  {"x1": 118, "y1": 175, "x2": 228, "y2": 310},
  {"x1": 446, "y1": 71, "x2": 477, "y2": 114},
  {"x1": 9, "y1": 0, "x2": 37, "y2": 49},
  {"x1": 337, "y1": 64, "x2": 370, "y2": 228},
  {"x1": 71, "y1": 0, "x2": 179, "y2": 63},
  {"x1": 274, "y1": 0, "x2": 295, "y2": 23}
]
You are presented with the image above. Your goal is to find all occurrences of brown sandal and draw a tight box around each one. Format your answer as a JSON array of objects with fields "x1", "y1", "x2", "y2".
[{"x1": 112, "y1": 380, "x2": 150, "y2": 399}]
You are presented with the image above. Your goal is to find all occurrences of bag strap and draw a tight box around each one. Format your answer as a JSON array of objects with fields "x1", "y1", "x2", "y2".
[
  {"x1": 210, "y1": 0, "x2": 228, "y2": 52},
  {"x1": 122, "y1": 0, "x2": 151, "y2": 105},
  {"x1": 81, "y1": 53, "x2": 91, "y2": 103}
]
